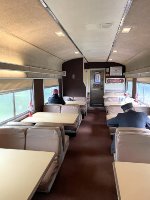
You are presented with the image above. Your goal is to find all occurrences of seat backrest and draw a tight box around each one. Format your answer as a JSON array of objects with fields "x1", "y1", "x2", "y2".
[
  {"x1": 116, "y1": 127, "x2": 149, "y2": 133},
  {"x1": 106, "y1": 105, "x2": 123, "y2": 115},
  {"x1": 26, "y1": 127, "x2": 62, "y2": 157},
  {"x1": 115, "y1": 130, "x2": 150, "y2": 163},
  {"x1": 61, "y1": 105, "x2": 80, "y2": 114},
  {"x1": 134, "y1": 106, "x2": 150, "y2": 115},
  {"x1": 34, "y1": 122, "x2": 66, "y2": 151},
  {"x1": 43, "y1": 104, "x2": 61, "y2": 113},
  {"x1": 0, "y1": 127, "x2": 27, "y2": 149},
  {"x1": 73, "y1": 97, "x2": 86, "y2": 102},
  {"x1": 104, "y1": 92, "x2": 124, "y2": 98},
  {"x1": 5, "y1": 121, "x2": 34, "y2": 126}
]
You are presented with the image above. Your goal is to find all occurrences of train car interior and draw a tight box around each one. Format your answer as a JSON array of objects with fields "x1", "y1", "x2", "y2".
[{"x1": 0, "y1": 0, "x2": 150, "y2": 199}]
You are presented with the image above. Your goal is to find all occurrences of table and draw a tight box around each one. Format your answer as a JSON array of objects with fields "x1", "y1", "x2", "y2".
[
  {"x1": 0, "y1": 149, "x2": 54, "y2": 200},
  {"x1": 21, "y1": 112, "x2": 78, "y2": 125},
  {"x1": 65, "y1": 100, "x2": 86, "y2": 106},
  {"x1": 113, "y1": 161, "x2": 150, "y2": 200}
]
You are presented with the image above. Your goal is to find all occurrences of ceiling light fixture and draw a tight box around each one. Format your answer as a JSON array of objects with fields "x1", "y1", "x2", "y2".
[
  {"x1": 39, "y1": 0, "x2": 47, "y2": 8},
  {"x1": 109, "y1": 59, "x2": 112, "y2": 61},
  {"x1": 55, "y1": 31, "x2": 65, "y2": 37},
  {"x1": 113, "y1": 50, "x2": 117, "y2": 53},
  {"x1": 75, "y1": 51, "x2": 79, "y2": 54},
  {"x1": 122, "y1": 27, "x2": 131, "y2": 33}
]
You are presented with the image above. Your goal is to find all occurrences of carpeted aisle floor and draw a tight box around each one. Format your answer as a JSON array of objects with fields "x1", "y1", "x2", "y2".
[{"x1": 33, "y1": 108, "x2": 117, "y2": 200}]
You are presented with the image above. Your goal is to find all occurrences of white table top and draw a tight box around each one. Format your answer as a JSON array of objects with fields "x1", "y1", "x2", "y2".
[
  {"x1": 22, "y1": 112, "x2": 78, "y2": 125},
  {"x1": 0, "y1": 149, "x2": 54, "y2": 200},
  {"x1": 65, "y1": 100, "x2": 86, "y2": 106},
  {"x1": 113, "y1": 162, "x2": 150, "y2": 200}
]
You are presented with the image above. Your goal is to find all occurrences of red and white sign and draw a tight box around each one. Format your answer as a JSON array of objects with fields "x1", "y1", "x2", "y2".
[{"x1": 106, "y1": 78, "x2": 124, "y2": 83}]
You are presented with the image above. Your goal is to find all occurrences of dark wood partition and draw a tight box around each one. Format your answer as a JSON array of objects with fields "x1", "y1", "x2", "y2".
[
  {"x1": 33, "y1": 79, "x2": 44, "y2": 112},
  {"x1": 62, "y1": 58, "x2": 86, "y2": 97}
]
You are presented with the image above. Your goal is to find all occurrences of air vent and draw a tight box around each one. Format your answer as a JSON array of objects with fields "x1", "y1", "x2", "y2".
[{"x1": 100, "y1": 23, "x2": 113, "y2": 29}]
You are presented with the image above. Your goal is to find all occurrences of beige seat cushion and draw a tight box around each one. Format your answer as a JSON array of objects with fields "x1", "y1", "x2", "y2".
[
  {"x1": 61, "y1": 105, "x2": 80, "y2": 114},
  {"x1": 26, "y1": 127, "x2": 62, "y2": 158},
  {"x1": 116, "y1": 128, "x2": 150, "y2": 136},
  {"x1": 0, "y1": 127, "x2": 26, "y2": 149},
  {"x1": 43, "y1": 104, "x2": 61, "y2": 113},
  {"x1": 104, "y1": 92, "x2": 124, "y2": 98},
  {"x1": 116, "y1": 132, "x2": 150, "y2": 163},
  {"x1": 6, "y1": 121, "x2": 34, "y2": 126},
  {"x1": 64, "y1": 135, "x2": 69, "y2": 151},
  {"x1": 38, "y1": 160, "x2": 58, "y2": 192},
  {"x1": 106, "y1": 105, "x2": 123, "y2": 115},
  {"x1": 34, "y1": 122, "x2": 66, "y2": 150},
  {"x1": 135, "y1": 106, "x2": 150, "y2": 115}
]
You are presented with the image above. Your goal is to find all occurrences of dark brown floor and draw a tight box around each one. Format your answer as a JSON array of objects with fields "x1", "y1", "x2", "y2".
[{"x1": 32, "y1": 108, "x2": 117, "y2": 200}]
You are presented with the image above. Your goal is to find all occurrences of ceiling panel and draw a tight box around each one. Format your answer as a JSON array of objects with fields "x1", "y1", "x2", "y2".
[
  {"x1": 45, "y1": 0, "x2": 129, "y2": 62},
  {"x1": 109, "y1": 0, "x2": 150, "y2": 70},
  {"x1": 0, "y1": 0, "x2": 81, "y2": 70}
]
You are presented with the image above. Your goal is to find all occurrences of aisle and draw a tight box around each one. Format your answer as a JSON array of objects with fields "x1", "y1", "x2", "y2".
[{"x1": 33, "y1": 108, "x2": 117, "y2": 200}]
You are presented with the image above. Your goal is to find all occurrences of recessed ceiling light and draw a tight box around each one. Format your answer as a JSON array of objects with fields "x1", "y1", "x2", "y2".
[
  {"x1": 55, "y1": 31, "x2": 65, "y2": 37},
  {"x1": 122, "y1": 27, "x2": 131, "y2": 33},
  {"x1": 75, "y1": 51, "x2": 79, "y2": 54},
  {"x1": 113, "y1": 50, "x2": 117, "y2": 53},
  {"x1": 109, "y1": 58, "x2": 112, "y2": 61}
]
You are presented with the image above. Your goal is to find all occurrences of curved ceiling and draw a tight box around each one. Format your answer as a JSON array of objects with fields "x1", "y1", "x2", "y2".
[
  {"x1": 0, "y1": 0, "x2": 150, "y2": 74},
  {"x1": 0, "y1": 0, "x2": 81, "y2": 72},
  {"x1": 44, "y1": 0, "x2": 129, "y2": 62},
  {"x1": 109, "y1": 0, "x2": 150, "y2": 71}
]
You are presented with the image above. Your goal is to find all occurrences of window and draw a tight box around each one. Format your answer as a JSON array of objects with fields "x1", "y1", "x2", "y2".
[
  {"x1": 0, "y1": 89, "x2": 32, "y2": 123},
  {"x1": 143, "y1": 84, "x2": 150, "y2": 105},
  {"x1": 137, "y1": 82, "x2": 150, "y2": 105},
  {"x1": 44, "y1": 86, "x2": 59, "y2": 103},
  {"x1": 0, "y1": 93, "x2": 14, "y2": 122},
  {"x1": 127, "y1": 81, "x2": 133, "y2": 97},
  {"x1": 137, "y1": 83, "x2": 144, "y2": 103},
  {"x1": 15, "y1": 90, "x2": 31, "y2": 115}
]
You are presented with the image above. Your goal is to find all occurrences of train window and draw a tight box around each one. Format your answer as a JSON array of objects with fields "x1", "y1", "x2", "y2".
[
  {"x1": 14, "y1": 90, "x2": 32, "y2": 115},
  {"x1": 0, "y1": 89, "x2": 32, "y2": 123},
  {"x1": 44, "y1": 86, "x2": 59, "y2": 103},
  {"x1": 0, "y1": 93, "x2": 14, "y2": 123},
  {"x1": 127, "y1": 81, "x2": 133, "y2": 96},
  {"x1": 137, "y1": 83, "x2": 150, "y2": 105}
]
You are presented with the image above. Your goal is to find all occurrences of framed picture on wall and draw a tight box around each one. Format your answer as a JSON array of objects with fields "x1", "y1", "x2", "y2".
[{"x1": 110, "y1": 66, "x2": 122, "y2": 76}]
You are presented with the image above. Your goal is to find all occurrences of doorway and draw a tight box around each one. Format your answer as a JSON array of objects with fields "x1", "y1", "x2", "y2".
[{"x1": 90, "y1": 69, "x2": 104, "y2": 107}]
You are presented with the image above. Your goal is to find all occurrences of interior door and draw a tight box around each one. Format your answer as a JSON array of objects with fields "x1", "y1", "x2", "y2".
[{"x1": 90, "y1": 69, "x2": 104, "y2": 106}]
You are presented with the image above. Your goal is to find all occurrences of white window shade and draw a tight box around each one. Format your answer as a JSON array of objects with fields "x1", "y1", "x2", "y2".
[
  {"x1": 44, "y1": 79, "x2": 58, "y2": 87},
  {"x1": 126, "y1": 78, "x2": 133, "y2": 81},
  {"x1": 137, "y1": 77, "x2": 150, "y2": 83},
  {"x1": 0, "y1": 79, "x2": 33, "y2": 93}
]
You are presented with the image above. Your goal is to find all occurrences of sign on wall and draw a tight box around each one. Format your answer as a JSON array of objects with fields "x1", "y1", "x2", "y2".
[
  {"x1": 110, "y1": 66, "x2": 122, "y2": 76},
  {"x1": 106, "y1": 78, "x2": 125, "y2": 83}
]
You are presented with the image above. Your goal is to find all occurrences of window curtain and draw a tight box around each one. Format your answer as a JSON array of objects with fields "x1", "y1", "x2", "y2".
[{"x1": 0, "y1": 79, "x2": 33, "y2": 93}]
